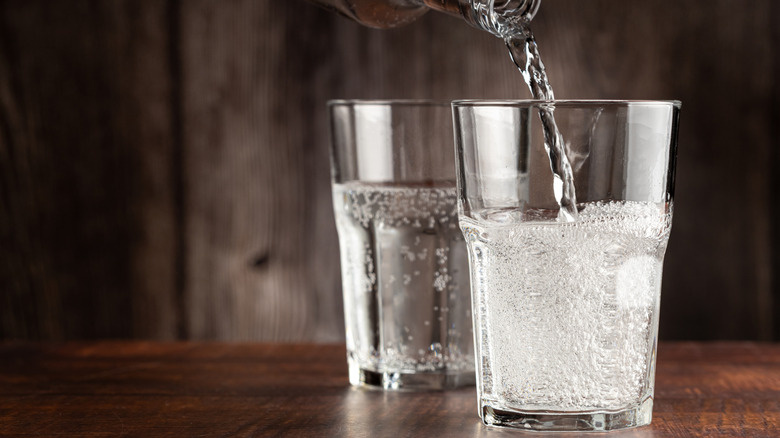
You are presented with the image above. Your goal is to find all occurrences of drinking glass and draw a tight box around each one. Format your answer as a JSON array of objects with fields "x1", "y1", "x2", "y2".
[
  {"x1": 329, "y1": 100, "x2": 475, "y2": 390},
  {"x1": 453, "y1": 100, "x2": 680, "y2": 430}
]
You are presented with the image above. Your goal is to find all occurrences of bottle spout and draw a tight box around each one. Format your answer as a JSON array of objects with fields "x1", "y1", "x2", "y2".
[
  {"x1": 491, "y1": 0, "x2": 541, "y2": 22},
  {"x1": 424, "y1": 0, "x2": 540, "y2": 37}
]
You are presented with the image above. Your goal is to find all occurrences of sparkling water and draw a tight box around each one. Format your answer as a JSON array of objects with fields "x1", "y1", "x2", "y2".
[
  {"x1": 504, "y1": 20, "x2": 578, "y2": 221},
  {"x1": 461, "y1": 201, "x2": 671, "y2": 411},
  {"x1": 333, "y1": 182, "x2": 474, "y2": 377}
]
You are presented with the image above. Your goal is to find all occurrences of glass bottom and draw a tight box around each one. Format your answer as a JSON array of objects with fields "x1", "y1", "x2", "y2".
[
  {"x1": 348, "y1": 361, "x2": 475, "y2": 390},
  {"x1": 480, "y1": 396, "x2": 653, "y2": 431}
]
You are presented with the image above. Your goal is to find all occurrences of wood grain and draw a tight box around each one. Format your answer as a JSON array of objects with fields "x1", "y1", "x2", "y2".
[
  {"x1": 178, "y1": 1, "x2": 344, "y2": 341},
  {"x1": 0, "y1": 1, "x2": 178, "y2": 339},
  {"x1": 0, "y1": 0, "x2": 779, "y2": 340},
  {"x1": 0, "y1": 342, "x2": 778, "y2": 436}
]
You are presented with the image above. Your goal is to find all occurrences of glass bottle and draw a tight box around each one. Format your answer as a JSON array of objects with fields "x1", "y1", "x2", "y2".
[{"x1": 309, "y1": 0, "x2": 540, "y2": 36}]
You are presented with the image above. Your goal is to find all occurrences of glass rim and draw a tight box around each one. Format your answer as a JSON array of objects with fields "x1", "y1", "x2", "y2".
[
  {"x1": 451, "y1": 99, "x2": 681, "y2": 108},
  {"x1": 328, "y1": 99, "x2": 453, "y2": 107}
]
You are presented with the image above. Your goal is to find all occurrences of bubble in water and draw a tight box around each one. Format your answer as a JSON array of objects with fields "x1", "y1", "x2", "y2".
[
  {"x1": 616, "y1": 255, "x2": 659, "y2": 310},
  {"x1": 433, "y1": 274, "x2": 448, "y2": 292}
]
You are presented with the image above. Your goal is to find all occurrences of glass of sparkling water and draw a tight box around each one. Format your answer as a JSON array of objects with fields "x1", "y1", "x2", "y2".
[
  {"x1": 329, "y1": 100, "x2": 475, "y2": 390},
  {"x1": 452, "y1": 100, "x2": 680, "y2": 430}
]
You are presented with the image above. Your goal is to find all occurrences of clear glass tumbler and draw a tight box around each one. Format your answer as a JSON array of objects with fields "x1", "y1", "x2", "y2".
[
  {"x1": 329, "y1": 100, "x2": 475, "y2": 390},
  {"x1": 453, "y1": 100, "x2": 680, "y2": 430}
]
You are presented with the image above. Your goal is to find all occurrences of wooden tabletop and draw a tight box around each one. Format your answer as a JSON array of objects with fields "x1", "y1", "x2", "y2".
[{"x1": 0, "y1": 342, "x2": 778, "y2": 437}]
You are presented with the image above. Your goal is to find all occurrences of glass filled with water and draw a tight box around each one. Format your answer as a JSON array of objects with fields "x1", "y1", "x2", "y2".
[
  {"x1": 453, "y1": 100, "x2": 680, "y2": 430},
  {"x1": 329, "y1": 100, "x2": 474, "y2": 390}
]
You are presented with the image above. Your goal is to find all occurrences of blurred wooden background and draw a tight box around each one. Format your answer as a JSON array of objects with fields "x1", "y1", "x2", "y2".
[{"x1": 0, "y1": 0, "x2": 778, "y2": 341}]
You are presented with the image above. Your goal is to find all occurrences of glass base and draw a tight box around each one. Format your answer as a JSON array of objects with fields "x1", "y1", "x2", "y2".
[
  {"x1": 481, "y1": 396, "x2": 653, "y2": 431},
  {"x1": 349, "y1": 362, "x2": 475, "y2": 390}
]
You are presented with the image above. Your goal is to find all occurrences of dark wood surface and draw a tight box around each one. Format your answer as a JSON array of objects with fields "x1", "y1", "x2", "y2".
[
  {"x1": 1, "y1": 1, "x2": 779, "y2": 341},
  {"x1": 0, "y1": 342, "x2": 780, "y2": 437},
  {"x1": 0, "y1": 342, "x2": 778, "y2": 437}
]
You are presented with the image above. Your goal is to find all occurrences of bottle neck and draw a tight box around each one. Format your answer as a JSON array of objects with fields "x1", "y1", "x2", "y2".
[
  {"x1": 422, "y1": 0, "x2": 540, "y2": 37},
  {"x1": 308, "y1": 0, "x2": 539, "y2": 32}
]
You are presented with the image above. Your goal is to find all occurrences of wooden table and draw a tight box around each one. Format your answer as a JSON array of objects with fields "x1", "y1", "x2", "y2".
[{"x1": 1, "y1": 342, "x2": 778, "y2": 437}]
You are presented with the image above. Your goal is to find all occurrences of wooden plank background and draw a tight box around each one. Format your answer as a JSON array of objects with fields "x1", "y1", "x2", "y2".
[{"x1": 0, "y1": 0, "x2": 778, "y2": 341}]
